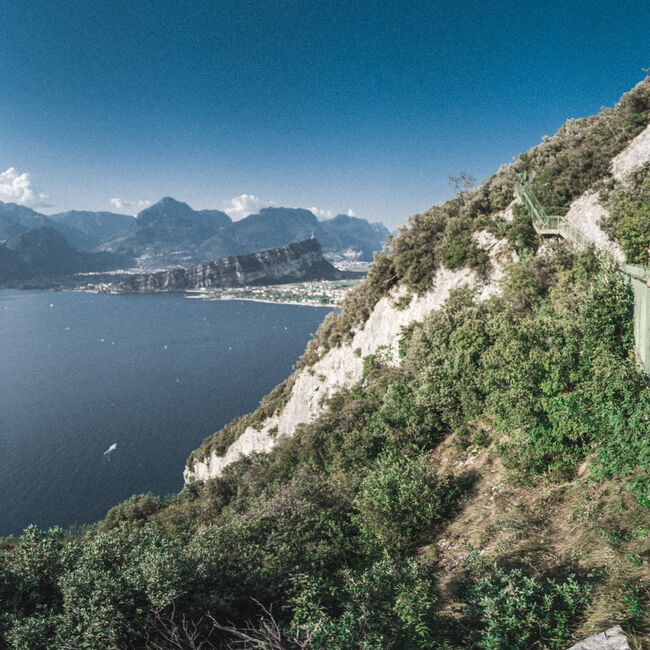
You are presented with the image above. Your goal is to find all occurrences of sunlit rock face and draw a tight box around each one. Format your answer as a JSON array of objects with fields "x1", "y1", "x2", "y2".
[
  {"x1": 104, "y1": 238, "x2": 344, "y2": 294},
  {"x1": 184, "y1": 234, "x2": 512, "y2": 484},
  {"x1": 566, "y1": 625, "x2": 630, "y2": 650}
]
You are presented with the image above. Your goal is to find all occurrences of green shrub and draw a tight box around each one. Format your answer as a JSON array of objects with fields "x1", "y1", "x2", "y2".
[
  {"x1": 464, "y1": 565, "x2": 591, "y2": 649},
  {"x1": 289, "y1": 557, "x2": 439, "y2": 649},
  {"x1": 603, "y1": 163, "x2": 650, "y2": 264},
  {"x1": 355, "y1": 451, "x2": 452, "y2": 552},
  {"x1": 100, "y1": 493, "x2": 162, "y2": 530}
]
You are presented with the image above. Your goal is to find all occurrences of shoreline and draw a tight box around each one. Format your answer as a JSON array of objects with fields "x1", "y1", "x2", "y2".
[{"x1": 185, "y1": 293, "x2": 338, "y2": 308}]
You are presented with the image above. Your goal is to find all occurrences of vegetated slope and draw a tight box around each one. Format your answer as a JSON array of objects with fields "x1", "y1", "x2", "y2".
[
  {"x1": 2, "y1": 79, "x2": 650, "y2": 650},
  {"x1": 104, "y1": 239, "x2": 349, "y2": 294}
]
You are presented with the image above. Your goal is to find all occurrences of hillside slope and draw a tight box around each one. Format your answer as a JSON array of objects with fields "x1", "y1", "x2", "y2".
[
  {"x1": 2, "y1": 79, "x2": 650, "y2": 650},
  {"x1": 185, "y1": 80, "x2": 650, "y2": 484}
]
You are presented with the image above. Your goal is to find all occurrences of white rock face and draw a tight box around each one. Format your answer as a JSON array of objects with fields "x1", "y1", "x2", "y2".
[
  {"x1": 561, "y1": 120, "x2": 650, "y2": 262},
  {"x1": 611, "y1": 122, "x2": 650, "y2": 180},
  {"x1": 185, "y1": 423, "x2": 277, "y2": 483},
  {"x1": 186, "y1": 244, "x2": 517, "y2": 482},
  {"x1": 564, "y1": 192, "x2": 624, "y2": 261},
  {"x1": 566, "y1": 625, "x2": 630, "y2": 650},
  {"x1": 184, "y1": 233, "x2": 515, "y2": 483}
]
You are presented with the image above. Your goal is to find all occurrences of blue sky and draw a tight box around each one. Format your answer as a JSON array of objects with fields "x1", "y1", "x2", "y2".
[{"x1": 0, "y1": 0, "x2": 648, "y2": 228}]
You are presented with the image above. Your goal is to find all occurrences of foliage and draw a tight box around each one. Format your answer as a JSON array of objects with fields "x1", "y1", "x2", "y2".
[
  {"x1": 464, "y1": 565, "x2": 591, "y2": 649},
  {"x1": 288, "y1": 558, "x2": 440, "y2": 649},
  {"x1": 100, "y1": 493, "x2": 162, "y2": 531},
  {"x1": 603, "y1": 162, "x2": 650, "y2": 264},
  {"x1": 355, "y1": 451, "x2": 452, "y2": 552}
]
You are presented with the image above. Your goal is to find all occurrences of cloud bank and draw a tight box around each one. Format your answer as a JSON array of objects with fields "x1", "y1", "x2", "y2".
[
  {"x1": 226, "y1": 194, "x2": 357, "y2": 222},
  {"x1": 310, "y1": 206, "x2": 356, "y2": 220},
  {"x1": 225, "y1": 194, "x2": 278, "y2": 221},
  {"x1": 110, "y1": 198, "x2": 152, "y2": 214},
  {"x1": 0, "y1": 168, "x2": 50, "y2": 207}
]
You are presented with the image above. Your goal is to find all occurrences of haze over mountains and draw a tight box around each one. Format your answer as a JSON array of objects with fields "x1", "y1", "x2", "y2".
[{"x1": 0, "y1": 196, "x2": 390, "y2": 284}]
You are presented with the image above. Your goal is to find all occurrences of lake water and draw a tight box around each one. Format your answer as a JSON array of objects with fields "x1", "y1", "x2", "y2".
[{"x1": 0, "y1": 290, "x2": 333, "y2": 537}]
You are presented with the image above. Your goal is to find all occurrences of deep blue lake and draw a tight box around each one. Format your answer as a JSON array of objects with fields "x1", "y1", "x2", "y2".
[{"x1": 0, "y1": 290, "x2": 332, "y2": 537}]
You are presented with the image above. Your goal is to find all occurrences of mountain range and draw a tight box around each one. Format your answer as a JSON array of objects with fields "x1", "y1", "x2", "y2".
[
  {"x1": 0, "y1": 196, "x2": 390, "y2": 281},
  {"x1": 97, "y1": 197, "x2": 389, "y2": 268}
]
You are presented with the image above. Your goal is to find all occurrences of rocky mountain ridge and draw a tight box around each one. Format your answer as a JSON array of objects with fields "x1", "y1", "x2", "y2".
[
  {"x1": 0, "y1": 196, "x2": 390, "y2": 278},
  {"x1": 0, "y1": 200, "x2": 133, "y2": 249},
  {"x1": 104, "y1": 238, "x2": 350, "y2": 294}
]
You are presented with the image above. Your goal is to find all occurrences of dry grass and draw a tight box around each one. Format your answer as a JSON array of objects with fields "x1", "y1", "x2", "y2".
[{"x1": 420, "y1": 434, "x2": 650, "y2": 647}]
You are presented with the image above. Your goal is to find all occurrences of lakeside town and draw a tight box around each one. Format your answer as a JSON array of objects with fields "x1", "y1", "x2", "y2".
[{"x1": 186, "y1": 279, "x2": 361, "y2": 307}]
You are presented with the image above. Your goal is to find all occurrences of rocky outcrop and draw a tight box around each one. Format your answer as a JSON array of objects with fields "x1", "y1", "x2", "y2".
[
  {"x1": 611, "y1": 122, "x2": 650, "y2": 180},
  {"x1": 566, "y1": 625, "x2": 630, "y2": 650},
  {"x1": 562, "y1": 122, "x2": 650, "y2": 261},
  {"x1": 105, "y1": 238, "x2": 347, "y2": 294},
  {"x1": 184, "y1": 233, "x2": 511, "y2": 483},
  {"x1": 564, "y1": 192, "x2": 624, "y2": 261}
]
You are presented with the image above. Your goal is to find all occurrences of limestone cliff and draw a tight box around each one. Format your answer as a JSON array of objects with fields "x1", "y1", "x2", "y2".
[
  {"x1": 104, "y1": 238, "x2": 346, "y2": 294},
  {"x1": 184, "y1": 232, "x2": 512, "y2": 483}
]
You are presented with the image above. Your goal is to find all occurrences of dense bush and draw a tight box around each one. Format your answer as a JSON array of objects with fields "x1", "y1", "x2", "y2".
[
  {"x1": 464, "y1": 565, "x2": 591, "y2": 650},
  {"x1": 288, "y1": 558, "x2": 440, "y2": 649},
  {"x1": 355, "y1": 451, "x2": 452, "y2": 552}
]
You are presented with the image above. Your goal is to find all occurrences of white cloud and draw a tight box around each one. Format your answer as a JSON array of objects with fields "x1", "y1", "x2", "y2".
[
  {"x1": 310, "y1": 206, "x2": 334, "y2": 219},
  {"x1": 310, "y1": 206, "x2": 357, "y2": 220},
  {"x1": 225, "y1": 194, "x2": 358, "y2": 222},
  {"x1": 0, "y1": 167, "x2": 50, "y2": 207},
  {"x1": 225, "y1": 194, "x2": 278, "y2": 221},
  {"x1": 110, "y1": 198, "x2": 152, "y2": 214}
]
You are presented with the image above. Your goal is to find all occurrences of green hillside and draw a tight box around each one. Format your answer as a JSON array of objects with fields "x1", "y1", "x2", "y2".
[{"x1": 2, "y1": 80, "x2": 650, "y2": 649}]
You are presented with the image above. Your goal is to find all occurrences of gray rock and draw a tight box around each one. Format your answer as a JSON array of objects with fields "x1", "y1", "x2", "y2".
[
  {"x1": 566, "y1": 625, "x2": 630, "y2": 650},
  {"x1": 104, "y1": 238, "x2": 353, "y2": 294}
]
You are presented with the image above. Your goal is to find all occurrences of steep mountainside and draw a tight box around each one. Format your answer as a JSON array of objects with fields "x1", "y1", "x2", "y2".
[
  {"x1": 0, "y1": 245, "x2": 30, "y2": 282},
  {"x1": 96, "y1": 196, "x2": 232, "y2": 267},
  {"x1": 105, "y1": 239, "x2": 347, "y2": 293},
  {"x1": 49, "y1": 210, "x2": 134, "y2": 248},
  {"x1": 2, "y1": 79, "x2": 650, "y2": 649},
  {"x1": 1, "y1": 227, "x2": 126, "y2": 284}
]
